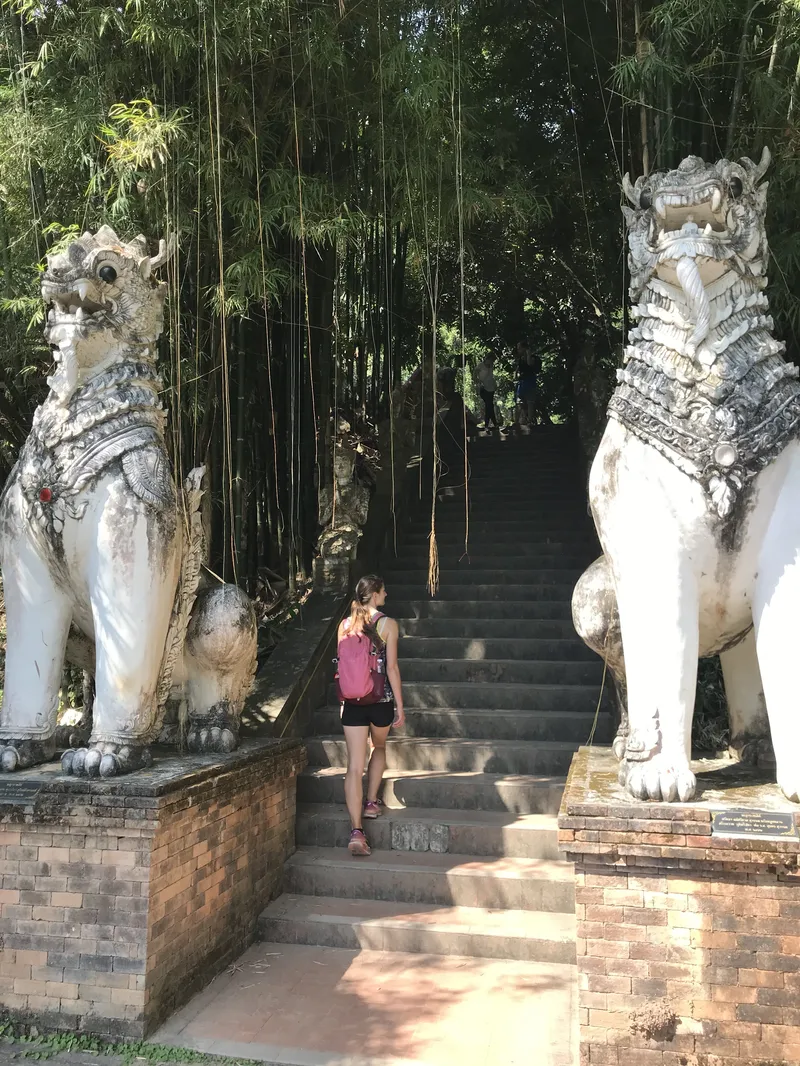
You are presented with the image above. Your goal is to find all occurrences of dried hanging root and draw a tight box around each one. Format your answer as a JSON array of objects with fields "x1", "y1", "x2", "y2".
[{"x1": 427, "y1": 526, "x2": 440, "y2": 598}]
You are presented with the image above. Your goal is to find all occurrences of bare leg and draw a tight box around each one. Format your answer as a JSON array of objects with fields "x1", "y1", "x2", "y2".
[
  {"x1": 343, "y1": 725, "x2": 369, "y2": 829},
  {"x1": 366, "y1": 723, "x2": 391, "y2": 803},
  {"x1": 720, "y1": 629, "x2": 771, "y2": 765}
]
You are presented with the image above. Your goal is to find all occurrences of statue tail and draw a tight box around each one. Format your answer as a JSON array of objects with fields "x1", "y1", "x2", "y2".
[{"x1": 149, "y1": 465, "x2": 206, "y2": 738}]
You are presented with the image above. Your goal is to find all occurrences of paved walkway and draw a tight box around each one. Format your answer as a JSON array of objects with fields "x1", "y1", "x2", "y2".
[{"x1": 152, "y1": 942, "x2": 577, "y2": 1066}]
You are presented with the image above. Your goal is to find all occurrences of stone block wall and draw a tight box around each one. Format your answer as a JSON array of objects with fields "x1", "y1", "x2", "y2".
[
  {"x1": 560, "y1": 747, "x2": 800, "y2": 1066},
  {"x1": 0, "y1": 739, "x2": 305, "y2": 1038}
]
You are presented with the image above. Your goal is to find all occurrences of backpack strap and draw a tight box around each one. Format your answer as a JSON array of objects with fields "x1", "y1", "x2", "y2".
[{"x1": 367, "y1": 612, "x2": 387, "y2": 647}]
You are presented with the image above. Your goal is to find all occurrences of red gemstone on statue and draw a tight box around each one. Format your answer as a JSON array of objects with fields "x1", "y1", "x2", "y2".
[{"x1": 39, "y1": 487, "x2": 52, "y2": 503}]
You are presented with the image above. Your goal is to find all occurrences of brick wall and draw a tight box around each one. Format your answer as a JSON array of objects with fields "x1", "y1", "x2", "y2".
[
  {"x1": 560, "y1": 747, "x2": 800, "y2": 1066},
  {"x1": 0, "y1": 739, "x2": 305, "y2": 1038},
  {"x1": 145, "y1": 751, "x2": 300, "y2": 1030}
]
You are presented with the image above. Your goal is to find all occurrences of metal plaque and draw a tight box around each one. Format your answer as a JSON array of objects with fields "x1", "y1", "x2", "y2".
[{"x1": 711, "y1": 808, "x2": 799, "y2": 841}]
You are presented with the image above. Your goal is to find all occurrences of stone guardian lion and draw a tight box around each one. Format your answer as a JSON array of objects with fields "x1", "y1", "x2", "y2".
[
  {"x1": 573, "y1": 150, "x2": 800, "y2": 803},
  {"x1": 0, "y1": 227, "x2": 257, "y2": 777}
]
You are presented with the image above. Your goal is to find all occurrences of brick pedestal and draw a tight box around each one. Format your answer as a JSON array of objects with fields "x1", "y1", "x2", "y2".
[
  {"x1": 0, "y1": 738, "x2": 305, "y2": 1038},
  {"x1": 559, "y1": 747, "x2": 800, "y2": 1066}
]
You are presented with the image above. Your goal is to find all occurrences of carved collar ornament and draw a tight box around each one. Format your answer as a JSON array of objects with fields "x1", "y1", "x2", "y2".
[{"x1": 608, "y1": 148, "x2": 800, "y2": 518}]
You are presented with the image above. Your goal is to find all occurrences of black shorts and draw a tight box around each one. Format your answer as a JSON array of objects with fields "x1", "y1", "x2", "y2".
[{"x1": 341, "y1": 701, "x2": 395, "y2": 728}]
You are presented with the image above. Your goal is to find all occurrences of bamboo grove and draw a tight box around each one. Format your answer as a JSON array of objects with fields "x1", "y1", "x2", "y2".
[{"x1": 2, "y1": 0, "x2": 800, "y2": 594}]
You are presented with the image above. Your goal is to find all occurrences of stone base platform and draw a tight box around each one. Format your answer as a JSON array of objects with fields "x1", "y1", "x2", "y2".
[
  {"x1": 559, "y1": 746, "x2": 800, "y2": 1066},
  {"x1": 0, "y1": 738, "x2": 305, "y2": 1039}
]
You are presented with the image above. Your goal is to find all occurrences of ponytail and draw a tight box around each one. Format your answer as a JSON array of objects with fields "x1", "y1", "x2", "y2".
[{"x1": 348, "y1": 574, "x2": 384, "y2": 636}]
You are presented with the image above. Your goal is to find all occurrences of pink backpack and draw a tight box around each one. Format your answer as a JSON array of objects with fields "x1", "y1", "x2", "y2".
[{"x1": 335, "y1": 613, "x2": 387, "y2": 704}]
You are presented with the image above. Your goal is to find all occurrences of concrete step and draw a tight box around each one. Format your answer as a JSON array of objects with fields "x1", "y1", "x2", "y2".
[
  {"x1": 408, "y1": 517, "x2": 591, "y2": 533},
  {"x1": 257, "y1": 894, "x2": 577, "y2": 963},
  {"x1": 385, "y1": 584, "x2": 575, "y2": 602},
  {"x1": 391, "y1": 553, "x2": 594, "y2": 569},
  {"x1": 312, "y1": 705, "x2": 611, "y2": 743},
  {"x1": 399, "y1": 636, "x2": 596, "y2": 660},
  {"x1": 384, "y1": 568, "x2": 583, "y2": 586},
  {"x1": 283, "y1": 847, "x2": 575, "y2": 912},
  {"x1": 399, "y1": 658, "x2": 602, "y2": 685},
  {"x1": 439, "y1": 486, "x2": 583, "y2": 500},
  {"x1": 389, "y1": 600, "x2": 574, "y2": 619},
  {"x1": 402, "y1": 532, "x2": 596, "y2": 548},
  {"x1": 295, "y1": 803, "x2": 563, "y2": 858},
  {"x1": 433, "y1": 496, "x2": 583, "y2": 509},
  {"x1": 297, "y1": 768, "x2": 567, "y2": 814},
  {"x1": 329, "y1": 680, "x2": 602, "y2": 710},
  {"x1": 151, "y1": 942, "x2": 579, "y2": 1066},
  {"x1": 430, "y1": 499, "x2": 587, "y2": 513},
  {"x1": 305, "y1": 736, "x2": 580, "y2": 774},
  {"x1": 396, "y1": 617, "x2": 582, "y2": 638}
]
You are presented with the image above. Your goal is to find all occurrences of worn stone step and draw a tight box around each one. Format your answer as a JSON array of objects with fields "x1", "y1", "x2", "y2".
[
  {"x1": 391, "y1": 553, "x2": 593, "y2": 569},
  {"x1": 438, "y1": 496, "x2": 581, "y2": 508},
  {"x1": 462, "y1": 471, "x2": 581, "y2": 479},
  {"x1": 297, "y1": 768, "x2": 567, "y2": 814},
  {"x1": 408, "y1": 515, "x2": 591, "y2": 532},
  {"x1": 434, "y1": 496, "x2": 582, "y2": 510},
  {"x1": 295, "y1": 803, "x2": 563, "y2": 858},
  {"x1": 257, "y1": 895, "x2": 576, "y2": 963},
  {"x1": 329, "y1": 680, "x2": 602, "y2": 711},
  {"x1": 385, "y1": 584, "x2": 575, "y2": 602},
  {"x1": 399, "y1": 658, "x2": 602, "y2": 685},
  {"x1": 384, "y1": 569, "x2": 583, "y2": 587},
  {"x1": 153, "y1": 941, "x2": 579, "y2": 1066},
  {"x1": 396, "y1": 617, "x2": 582, "y2": 638},
  {"x1": 389, "y1": 600, "x2": 574, "y2": 620},
  {"x1": 283, "y1": 847, "x2": 575, "y2": 912},
  {"x1": 305, "y1": 736, "x2": 580, "y2": 774},
  {"x1": 396, "y1": 636, "x2": 596, "y2": 660},
  {"x1": 438, "y1": 487, "x2": 582, "y2": 501},
  {"x1": 312, "y1": 705, "x2": 610, "y2": 743},
  {"x1": 402, "y1": 532, "x2": 596, "y2": 548}
]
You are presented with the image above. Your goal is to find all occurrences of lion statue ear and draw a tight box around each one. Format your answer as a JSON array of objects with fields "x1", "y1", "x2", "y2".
[
  {"x1": 622, "y1": 173, "x2": 638, "y2": 205},
  {"x1": 740, "y1": 146, "x2": 771, "y2": 184},
  {"x1": 140, "y1": 236, "x2": 176, "y2": 279},
  {"x1": 621, "y1": 205, "x2": 637, "y2": 227}
]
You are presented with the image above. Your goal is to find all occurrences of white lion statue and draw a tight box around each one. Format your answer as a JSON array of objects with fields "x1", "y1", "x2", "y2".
[
  {"x1": 573, "y1": 149, "x2": 800, "y2": 803},
  {"x1": 0, "y1": 226, "x2": 257, "y2": 777}
]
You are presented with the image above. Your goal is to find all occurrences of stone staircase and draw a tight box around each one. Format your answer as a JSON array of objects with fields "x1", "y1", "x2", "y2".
[{"x1": 257, "y1": 425, "x2": 610, "y2": 1046}]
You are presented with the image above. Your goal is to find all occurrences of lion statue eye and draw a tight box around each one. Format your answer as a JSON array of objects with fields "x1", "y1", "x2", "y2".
[
  {"x1": 98, "y1": 265, "x2": 117, "y2": 283},
  {"x1": 729, "y1": 176, "x2": 743, "y2": 198},
  {"x1": 639, "y1": 188, "x2": 652, "y2": 210}
]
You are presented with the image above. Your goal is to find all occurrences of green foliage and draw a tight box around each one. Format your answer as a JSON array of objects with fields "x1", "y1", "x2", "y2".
[
  {"x1": 0, "y1": 1022, "x2": 259, "y2": 1065},
  {"x1": 692, "y1": 657, "x2": 730, "y2": 754},
  {"x1": 4, "y1": 0, "x2": 800, "y2": 594}
]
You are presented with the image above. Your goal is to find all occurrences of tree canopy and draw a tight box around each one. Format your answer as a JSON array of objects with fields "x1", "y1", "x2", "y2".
[{"x1": 1, "y1": 0, "x2": 799, "y2": 587}]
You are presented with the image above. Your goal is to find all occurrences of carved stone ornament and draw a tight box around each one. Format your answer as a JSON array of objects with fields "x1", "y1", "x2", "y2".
[
  {"x1": 0, "y1": 226, "x2": 257, "y2": 777},
  {"x1": 315, "y1": 430, "x2": 374, "y2": 592},
  {"x1": 610, "y1": 149, "x2": 800, "y2": 519},
  {"x1": 572, "y1": 151, "x2": 800, "y2": 807}
]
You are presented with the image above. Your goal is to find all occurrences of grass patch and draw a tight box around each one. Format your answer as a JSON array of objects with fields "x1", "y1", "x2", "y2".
[{"x1": 0, "y1": 1024, "x2": 260, "y2": 1066}]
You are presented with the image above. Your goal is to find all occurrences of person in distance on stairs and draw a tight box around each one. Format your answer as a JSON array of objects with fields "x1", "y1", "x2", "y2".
[
  {"x1": 473, "y1": 351, "x2": 499, "y2": 431},
  {"x1": 336, "y1": 574, "x2": 405, "y2": 857}
]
